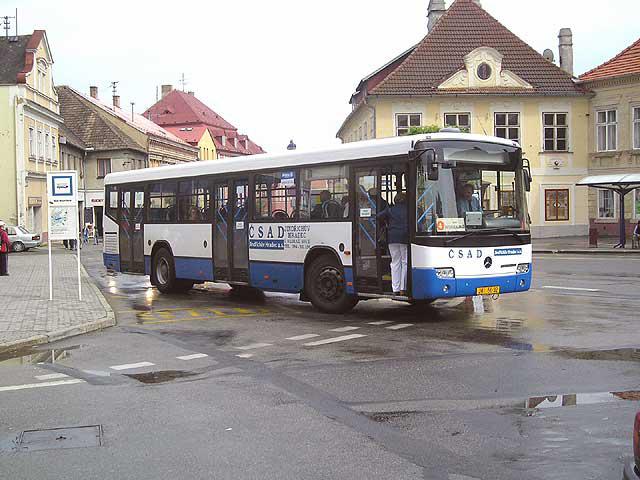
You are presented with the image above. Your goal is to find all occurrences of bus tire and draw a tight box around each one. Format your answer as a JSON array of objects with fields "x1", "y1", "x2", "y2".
[
  {"x1": 153, "y1": 247, "x2": 181, "y2": 294},
  {"x1": 305, "y1": 254, "x2": 358, "y2": 314}
]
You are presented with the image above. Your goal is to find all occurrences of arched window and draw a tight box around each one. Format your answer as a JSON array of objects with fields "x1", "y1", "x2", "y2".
[{"x1": 37, "y1": 59, "x2": 48, "y2": 95}]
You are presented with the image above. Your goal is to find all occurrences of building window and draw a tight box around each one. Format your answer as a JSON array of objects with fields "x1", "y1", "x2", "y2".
[
  {"x1": 545, "y1": 189, "x2": 570, "y2": 221},
  {"x1": 633, "y1": 107, "x2": 640, "y2": 150},
  {"x1": 444, "y1": 113, "x2": 471, "y2": 132},
  {"x1": 254, "y1": 170, "x2": 298, "y2": 220},
  {"x1": 363, "y1": 121, "x2": 368, "y2": 140},
  {"x1": 495, "y1": 112, "x2": 520, "y2": 143},
  {"x1": 37, "y1": 131, "x2": 43, "y2": 160},
  {"x1": 28, "y1": 128, "x2": 34, "y2": 158},
  {"x1": 51, "y1": 136, "x2": 56, "y2": 163},
  {"x1": 634, "y1": 189, "x2": 640, "y2": 219},
  {"x1": 597, "y1": 189, "x2": 616, "y2": 219},
  {"x1": 45, "y1": 133, "x2": 50, "y2": 160},
  {"x1": 97, "y1": 158, "x2": 112, "y2": 178},
  {"x1": 396, "y1": 113, "x2": 421, "y2": 136},
  {"x1": 596, "y1": 109, "x2": 617, "y2": 152},
  {"x1": 358, "y1": 126, "x2": 363, "y2": 141},
  {"x1": 543, "y1": 113, "x2": 568, "y2": 151}
]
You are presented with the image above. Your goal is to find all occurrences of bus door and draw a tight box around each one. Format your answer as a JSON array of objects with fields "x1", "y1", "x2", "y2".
[
  {"x1": 119, "y1": 186, "x2": 145, "y2": 273},
  {"x1": 213, "y1": 178, "x2": 249, "y2": 283},
  {"x1": 354, "y1": 164, "x2": 408, "y2": 294}
]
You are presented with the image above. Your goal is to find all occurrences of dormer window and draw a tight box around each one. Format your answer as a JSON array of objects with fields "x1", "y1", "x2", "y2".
[
  {"x1": 221, "y1": 135, "x2": 226, "y2": 146},
  {"x1": 476, "y1": 63, "x2": 492, "y2": 81}
]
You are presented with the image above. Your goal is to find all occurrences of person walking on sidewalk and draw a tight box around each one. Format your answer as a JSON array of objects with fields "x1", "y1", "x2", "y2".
[
  {"x1": 377, "y1": 192, "x2": 409, "y2": 296},
  {"x1": 0, "y1": 221, "x2": 11, "y2": 276}
]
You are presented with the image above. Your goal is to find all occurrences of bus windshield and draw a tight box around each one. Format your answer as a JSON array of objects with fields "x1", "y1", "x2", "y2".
[{"x1": 416, "y1": 141, "x2": 529, "y2": 235}]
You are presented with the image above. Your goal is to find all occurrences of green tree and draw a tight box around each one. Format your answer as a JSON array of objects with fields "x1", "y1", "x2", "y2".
[{"x1": 408, "y1": 125, "x2": 441, "y2": 135}]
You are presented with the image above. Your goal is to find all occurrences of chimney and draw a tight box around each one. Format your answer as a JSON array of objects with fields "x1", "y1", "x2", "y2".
[
  {"x1": 558, "y1": 28, "x2": 574, "y2": 76},
  {"x1": 112, "y1": 95, "x2": 120, "y2": 108},
  {"x1": 187, "y1": 91, "x2": 195, "y2": 96},
  {"x1": 427, "y1": 0, "x2": 446, "y2": 32},
  {"x1": 90, "y1": 86, "x2": 98, "y2": 99},
  {"x1": 161, "y1": 84, "x2": 173, "y2": 98}
]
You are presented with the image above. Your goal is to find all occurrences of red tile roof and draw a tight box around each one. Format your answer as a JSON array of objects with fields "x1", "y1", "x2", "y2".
[
  {"x1": 368, "y1": 0, "x2": 586, "y2": 97},
  {"x1": 143, "y1": 89, "x2": 265, "y2": 155},
  {"x1": 144, "y1": 89, "x2": 236, "y2": 130},
  {"x1": 579, "y1": 38, "x2": 640, "y2": 82}
]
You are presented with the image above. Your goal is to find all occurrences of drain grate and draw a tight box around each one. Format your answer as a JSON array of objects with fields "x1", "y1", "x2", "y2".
[{"x1": 17, "y1": 425, "x2": 103, "y2": 452}]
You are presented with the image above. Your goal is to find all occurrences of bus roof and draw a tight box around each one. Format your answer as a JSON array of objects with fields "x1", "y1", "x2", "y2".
[{"x1": 104, "y1": 133, "x2": 519, "y2": 185}]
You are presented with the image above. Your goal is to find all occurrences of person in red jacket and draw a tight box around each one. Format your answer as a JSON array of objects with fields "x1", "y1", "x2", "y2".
[{"x1": 0, "y1": 221, "x2": 10, "y2": 276}]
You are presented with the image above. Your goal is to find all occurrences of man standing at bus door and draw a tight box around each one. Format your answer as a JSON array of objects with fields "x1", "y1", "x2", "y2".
[
  {"x1": 457, "y1": 183, "x2": 482, "y2": 217},
  {"x1": 377, "y1": 193, "x2": 408, "y2": 296}
]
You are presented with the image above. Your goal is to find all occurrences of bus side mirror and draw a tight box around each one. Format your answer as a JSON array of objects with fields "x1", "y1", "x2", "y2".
[
  {"x1": 422, "y1": 149, "x2": 438, "y2": 181},
  {"x1": 523, "y1": 158, "x2": 532, "y2": 192}
]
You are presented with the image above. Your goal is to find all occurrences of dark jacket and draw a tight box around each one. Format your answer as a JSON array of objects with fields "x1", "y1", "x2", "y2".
[{"x1": 378, "y1": 204, "x2": 408, "y2": 244}]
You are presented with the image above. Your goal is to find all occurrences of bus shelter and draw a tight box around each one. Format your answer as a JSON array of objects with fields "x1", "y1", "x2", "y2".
[{"x1": 577, "y1": 174, "x2": 640, "y2": 248}]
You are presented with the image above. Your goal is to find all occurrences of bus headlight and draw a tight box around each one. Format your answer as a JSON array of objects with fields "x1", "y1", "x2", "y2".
[
  {"x1": 517, "y1": 263, "x2": 530, "y2": 274},
  {"x1": 435, "y1": 268, "x2": 455, "y2": 279}
]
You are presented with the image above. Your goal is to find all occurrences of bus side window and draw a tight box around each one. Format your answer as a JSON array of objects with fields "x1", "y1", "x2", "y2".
[
  {"x1": 177, "y1": 179, "x2": 211, "y2": 223},
  {"x1": 149, "y1": 182, "x2": 176, "y2": 223},
  {"x1": 254, "y1": 171, "x2": 297, "y2": 221},
  {"x1": 300, "y1": 165, "x2": 349, "y2": 220},
  {"x1": 106, "y1": 185, "x2": 118, "y2": 220}
]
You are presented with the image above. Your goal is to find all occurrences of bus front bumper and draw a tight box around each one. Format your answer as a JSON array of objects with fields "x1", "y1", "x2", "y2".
[{"x1": 411, "y1": 268, "x2": 532, "y2": 300}]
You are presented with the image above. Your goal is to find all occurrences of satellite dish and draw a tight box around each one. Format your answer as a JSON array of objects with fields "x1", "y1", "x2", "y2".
[{"x1": 543, "y1": 49, "x2": 555, "y2": 63}]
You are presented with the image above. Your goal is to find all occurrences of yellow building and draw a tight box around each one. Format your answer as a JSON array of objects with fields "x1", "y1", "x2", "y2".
[
  {"x1": 578, "y1": 38, "x2": 640, "y2": 237},
  {"x1": 0, "y1": 30, "x2": 63, "y2": 238},
  {"x1": 337, "y1": 0, "x2": 592, "y2": 238}
]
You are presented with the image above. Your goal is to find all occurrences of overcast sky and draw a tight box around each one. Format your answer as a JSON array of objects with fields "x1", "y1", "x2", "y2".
[{"x1": 4, "y1": 0, "x2": 639, "y2": 153}]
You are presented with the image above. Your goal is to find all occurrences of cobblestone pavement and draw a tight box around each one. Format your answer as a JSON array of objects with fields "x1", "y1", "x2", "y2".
[{"x1": 0, "y1": 244, "x2": 114, "y2": 350}]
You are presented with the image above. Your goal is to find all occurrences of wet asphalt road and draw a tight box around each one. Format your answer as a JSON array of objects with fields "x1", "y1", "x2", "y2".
[{"x1": 1, "y1": 246, "x2": 639, "y2": 479}]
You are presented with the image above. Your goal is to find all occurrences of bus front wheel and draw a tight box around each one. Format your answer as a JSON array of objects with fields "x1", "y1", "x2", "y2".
[
  {"x1": 153, "y1": 248, "x2": 193, "y2": 294},
  {"x1": 305, "y1": 254, "x2": 358, "y2": 314}
]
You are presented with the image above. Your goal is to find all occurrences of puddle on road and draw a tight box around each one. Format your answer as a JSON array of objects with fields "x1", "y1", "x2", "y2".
[
  {"x1": 553, "y1": 348, "x2": 640, "y2": 362},
  {"x1": 0, "y1": 345, "x2": 83, "y2": 366},
  {"x1": 526, "y1": 390, "x2": 640, "y2": 410},
  {"x1": 124, "y1": 370, "x2": 198, "y2": 384},
  {"x1": 366, "y1": 411, "x2": 416, "y2": 424}
]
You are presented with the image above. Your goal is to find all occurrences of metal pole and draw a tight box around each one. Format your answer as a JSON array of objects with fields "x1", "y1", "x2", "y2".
[
  {"x1": 619, "y1": 190, "x2": 626, "y2": 249},
  {"x1": 77, "y1": 226, "x2": 82, "y2": 301},
  {"x1": 48, "y1": 216, "x2": 53, "y2": 301}
]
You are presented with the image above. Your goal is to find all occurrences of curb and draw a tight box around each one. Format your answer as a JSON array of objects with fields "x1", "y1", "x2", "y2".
[
  {"x1": 0, "y1": 257, "x2": 116, "y2": 355},
  {"x1": 534, "y1": 249, "x2": 640, "y2": 255}
]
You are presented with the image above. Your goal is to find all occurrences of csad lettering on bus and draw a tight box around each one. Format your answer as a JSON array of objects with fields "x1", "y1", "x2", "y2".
[{"x1": 249, "y1": 225, "x2": 286, "y2": 250}]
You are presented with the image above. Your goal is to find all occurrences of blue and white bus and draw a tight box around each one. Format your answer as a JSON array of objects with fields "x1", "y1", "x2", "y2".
[{"x1": 103, "y1": 132, "x2": 532, "y2": 313}]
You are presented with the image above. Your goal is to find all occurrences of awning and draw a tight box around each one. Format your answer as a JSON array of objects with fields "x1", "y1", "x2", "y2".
[
  {"x1": 576, "y1": 173, "x2": 640, "y2": 248},
  {"x1": 577, "y1": 174, "x2": 640, "y2": 190}
]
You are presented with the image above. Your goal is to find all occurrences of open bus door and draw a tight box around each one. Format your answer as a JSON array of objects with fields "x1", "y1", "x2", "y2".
[{"x1": 354, "y1": 163, "x2": 408, "y2": 295}]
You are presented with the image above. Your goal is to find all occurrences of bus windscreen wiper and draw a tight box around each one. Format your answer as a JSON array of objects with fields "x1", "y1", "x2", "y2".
[{"x1": 445, "y1": 228, "x2": 525, "y2": 245}]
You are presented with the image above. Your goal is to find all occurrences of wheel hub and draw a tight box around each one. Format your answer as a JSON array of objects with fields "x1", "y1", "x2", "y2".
[
  {"x1": 316, "y1": 266, "x2": 344, "y2": 301},
  {"x1": 156, "y1": 258, "x2": 169, "y2": 285}
]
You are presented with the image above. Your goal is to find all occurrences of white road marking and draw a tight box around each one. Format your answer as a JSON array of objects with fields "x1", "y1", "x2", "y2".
[
  {"x1": 234, "y1": 343, "x2": 272, "y2": 351},
  {"x1": 34, "y1": 373, "x2": 69, "y2": 381},
  {"x1": 236, "y1": 353, "x2": 253, "y2": 358},
  {"x1": 109, "y1": 362, "x2": 155, "y2": 371},
  {"x1": 304, "y1": 334, "x2": 367, "y2": 346},
  {"x1": 367, "y1": 321, "x2": 394, "y2": 326},
  {"x1": 176, "y1": 353, "x2": 209, "y2": 361},
  {"x1": 542, "y1": 286, "x2": 600, "y2": 292},
  {"x1": 386, "y1": 323, "x2": 414, "y2": 330},
  {"x1": 0, "y1": 379, "x2": 85, "y2": 393},
  {"x1": 286, "y1": 334, "x2": 320, "y2": 341},
  {"x1": 329, "y1": 326, "x2": 360, "y2": 332}
]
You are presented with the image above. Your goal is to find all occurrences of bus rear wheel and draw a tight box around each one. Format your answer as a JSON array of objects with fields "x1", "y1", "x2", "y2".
[
  {"x1": 305, "y1": 254, "x2": 358, "y2": 314},
  {"x1": 153, "y1": 248, "x2": 193, "y2": 294}
]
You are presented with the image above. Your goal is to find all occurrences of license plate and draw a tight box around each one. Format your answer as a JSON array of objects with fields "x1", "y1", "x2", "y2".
[{"x1": 476, "y1": 286, "x2": 500, "y2": 295}]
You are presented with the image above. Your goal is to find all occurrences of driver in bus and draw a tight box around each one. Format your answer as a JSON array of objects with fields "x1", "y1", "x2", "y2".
[{"x1": 456, "y1": 183, "x2": 482, "y2": 217}]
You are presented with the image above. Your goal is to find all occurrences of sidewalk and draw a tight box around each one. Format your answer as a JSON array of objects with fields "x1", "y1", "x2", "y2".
[
  {"x1": 0, "y1": 244, "x2": 115, "y2": 353},
  {"x1": 533, "y1": 236, "x2": 640, "y2": 254}
]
